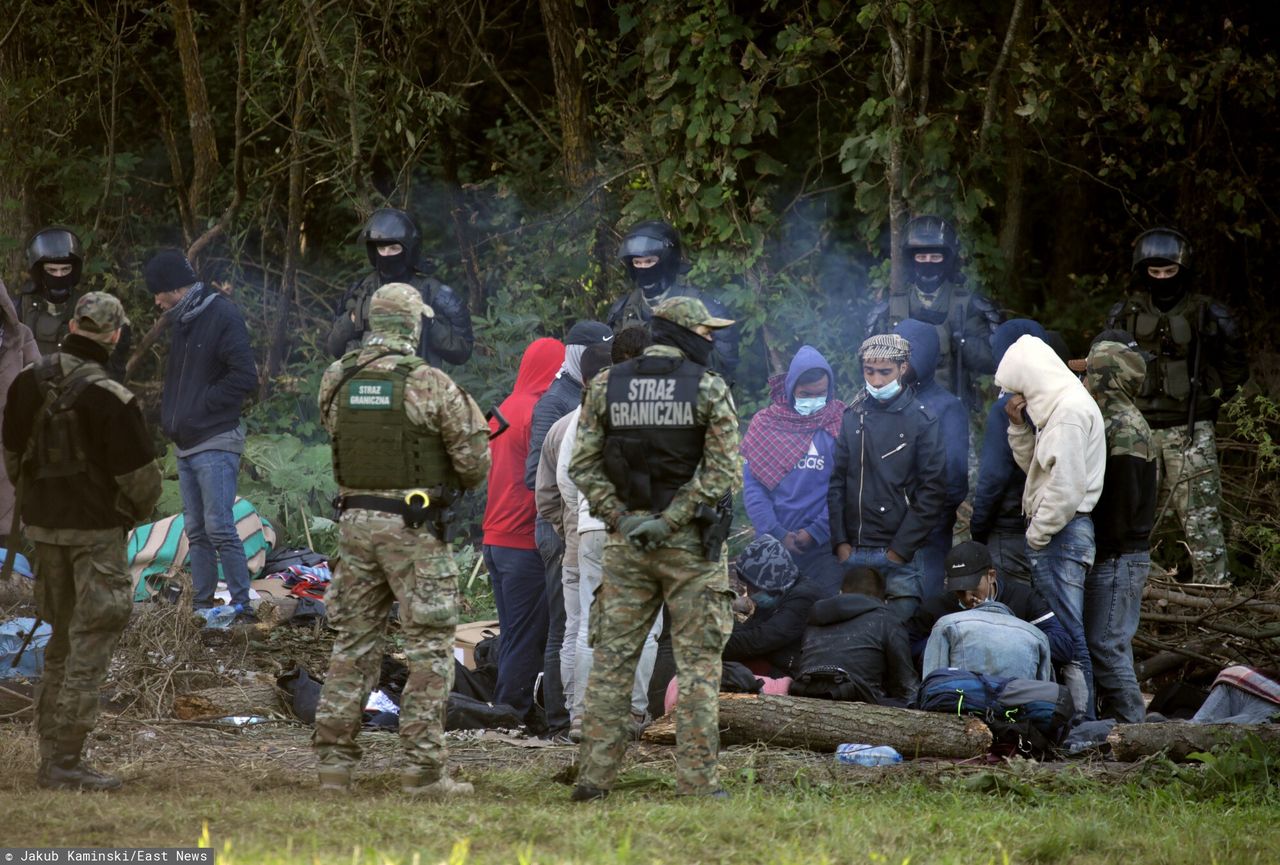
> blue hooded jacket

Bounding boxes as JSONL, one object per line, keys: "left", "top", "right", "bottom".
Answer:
{"left": 742, "top": 345, "right": 838, "bottom": 545}
{"left": 894, "top": 319, "right": 969, "bottom": 538}
{"left": 970, "top": 318, "right": 1049, "bottom": 540}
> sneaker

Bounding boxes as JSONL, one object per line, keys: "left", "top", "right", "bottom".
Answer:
{"left": 570, "top": 783, "right": 609, "bottom": 802}
{"left": 628, "top": 710, "right": 652, "bottom": 740}
{"left": 403, "top": 775, "right": 474, "bottom": 799}
{"left": 37, "top": 756, "right": 121, "bottom": 792}
{"left": 317, "top": 766, "right": 352, "bottom": 791}
{"left": 568, "top": 718, "right": 583, "bottom": 743}
{"left": 545, "top": 731, "right": 575, "bottom": 745}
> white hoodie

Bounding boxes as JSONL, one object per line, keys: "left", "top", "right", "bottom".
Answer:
{"left": 994, "top": 335, "right": 1106, "bottom": 550}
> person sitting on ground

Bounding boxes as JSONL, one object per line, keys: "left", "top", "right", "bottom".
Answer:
{"left": 921, "top": 599, "right": 1053, "bottom": 682}
{"left": 791, "top": 565, "right": 918, "bottom": 707}
{"left": 721, "top": 534, "right": 824, "bottom": 678}
{"left": 1190, "top": 666, "right": 1280, "bottom": 725}
{"left": 740, "top": 345, "right": 846, "bottom": 597}
{"left": 907, "top": 540, "right": 1072, "bottom": 670}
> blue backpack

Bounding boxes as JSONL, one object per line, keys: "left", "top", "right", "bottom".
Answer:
{"left": 915, "top": 668, "right": 1011, "bottom": 717}
{"left": 916, "top": 668, "right": 1074, "bottom": 748}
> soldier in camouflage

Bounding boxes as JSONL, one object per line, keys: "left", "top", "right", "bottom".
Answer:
{"left": 2, "top": 292, "right": 161, "bottom": 791}
{"left": 1082, "top": 334, "right": 1158, "bottom": 722}
{"left": 568, "top": 296, "right": 741, "bottom": 800}
{"left": 1106, "top": 228, "right": 1249, "bottom": 584}
{"left": 313, "top": 282, "right": 490, "bottom": 798}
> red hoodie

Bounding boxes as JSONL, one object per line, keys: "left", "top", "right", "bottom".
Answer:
{"left": 482, "top": 337, "right": 565, "bottom": 548}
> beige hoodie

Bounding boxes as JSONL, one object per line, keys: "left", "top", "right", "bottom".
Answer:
{"left": 994, "top": 334, "right": 1105, "bottom": 550}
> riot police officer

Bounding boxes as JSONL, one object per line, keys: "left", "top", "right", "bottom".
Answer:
{"left": 326, "top": 208, "right": 474, "bottom": 367}
{"left": 865, "top": 215, "right": 1001, "bottom": 410}
{"left": 606, "top": 220, "right": 740, "bottom": 381}
{"left": 1106, "top": 228, "right": 1248, "bottom": 584}
{"left": 14, "top": 227, "right": 130, "bottom": 380}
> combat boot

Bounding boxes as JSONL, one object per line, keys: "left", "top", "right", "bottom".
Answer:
{"left": 317, "top": 766, "right": 352, "bottom": 792}
{"left": 402, "top": 774, "right": 474, "bottom": 799}
{"left": 37, "top": 755, "right": 122, "bottom": 791}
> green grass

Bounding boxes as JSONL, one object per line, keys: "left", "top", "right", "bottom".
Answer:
{"left": 1, "top": 726, "right": 1277, "bottom": 865}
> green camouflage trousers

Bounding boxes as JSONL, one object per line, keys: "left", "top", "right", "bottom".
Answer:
{"left": 578, "top": 532, "right": 733, "bottom": 794}
{"left": 31, "top": 538, "right": 133, "bottom": 757}
{"left": 313, "top": 509, "right": 459, "bottom": 779}
{"left": 1153, "top": 420, "right": 1227, "bottom": 584}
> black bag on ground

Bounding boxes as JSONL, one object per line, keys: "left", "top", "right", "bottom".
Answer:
{"left": 453, "top": 659, "right": 495, "bottom": 703}
{"left": 278, "top": 666, "right": 324, "bottom": 724}
{"left": 446, "top": 693, "right": 523, "bottom": 731}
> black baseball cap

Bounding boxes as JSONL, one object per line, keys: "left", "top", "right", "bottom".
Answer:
{"left": 944, "top": 541, "right": 993, "bottom": 592}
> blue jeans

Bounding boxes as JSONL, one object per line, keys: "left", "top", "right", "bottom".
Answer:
{"left": 1085, "top": 551, "right": 1149, "bottom": 723}
{"left": 1028, "top": 514, "right": 1096, "bottom": 720}
{"left": 843, "top": 546, "right": 924, "bottom": 620}
{"left": 535, "top": 517, "right": 569, "bottom": 732}
{"left": 484, "top": 544, "right": 548, "bottom": 718}
{"left": 987, "top": 529, "right": 1032, "bottom": 585}
{"left": 178, "top": 450, "right": 251, "bottom": 609}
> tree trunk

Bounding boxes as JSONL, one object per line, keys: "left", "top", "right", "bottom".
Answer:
{"left": 1107, "top": 722, "right": 1280, "bottom": 763}
{"left": 169, "top": 0, "right": 220, "bottom": 221}
{"left": 642, "top": 693, "right": 993, "bottom": 760}
{"left": 997, "top": 115, "right": 1027, "bottom": 304}
{"left": 171, "top": 680, "right": 285, "bottom": 721}
{"left": 0, "top": 29, "right": 31, "bottom": 283}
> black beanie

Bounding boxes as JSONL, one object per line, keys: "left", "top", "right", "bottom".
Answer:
{"left": 144, "top": 248, "right": 198, "bottom": 295}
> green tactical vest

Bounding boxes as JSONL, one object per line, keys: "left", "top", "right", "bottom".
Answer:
{"left": 1123, "top": 295, "right": 1219, "bottom": 422}
{"left": 28, "top": 354, "right": 110, "bottom": 484}
{"left": 331, "top": 354, "right": 461, "bottom": 491}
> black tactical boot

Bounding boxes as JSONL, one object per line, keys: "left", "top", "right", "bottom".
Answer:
{"left": 37, "top": 755, "right": 122, "bottom": 791}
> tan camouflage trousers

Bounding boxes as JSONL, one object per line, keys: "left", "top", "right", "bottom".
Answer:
{"left": 1153, "top": 421, "right": 1227, "bottom": 584}
{"left": 313, "top": 509, "right": 458, "bottom": 779}
{"left": 578, "top": 536, "right": 733, "bottom": 794}
{"left": 31, "top": 538, "right": 133, "bottom": 757}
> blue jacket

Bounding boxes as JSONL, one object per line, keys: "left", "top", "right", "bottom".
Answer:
{"left": 970, "top": 319, "right": 1049, "bottom": 541}
{"left": 743, "top": 346, "right": 837, "bottom": 545}
{"left": 894, "top": 319, "right": 968, "bottom": 540}
{"left": 922, "top": 601, "right": 1054, "bottom": 682}
{"left": 160, "top": 287, "right": 258, "bottom": 449}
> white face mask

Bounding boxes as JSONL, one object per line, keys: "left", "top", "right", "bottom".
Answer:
{"left": 793, "top": 396, "right": 827, "bottom": 416}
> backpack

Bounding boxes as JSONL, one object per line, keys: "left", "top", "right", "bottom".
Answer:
{"left": 991, "top": 678, "right": 1074, "bottom": 742}
{"left": 915, "top": 668, "right": 1010, "bottom": 717}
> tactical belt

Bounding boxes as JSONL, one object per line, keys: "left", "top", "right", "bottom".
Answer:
{"left": 335, "top": 493, "right": 452, "bottom": 533}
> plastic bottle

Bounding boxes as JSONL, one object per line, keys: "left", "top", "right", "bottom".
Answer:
{"left": 835, "top": 743, "right": 903, "bottom": 766}
{"left": 196, "top": 605, "right": 238, "bottom": 630}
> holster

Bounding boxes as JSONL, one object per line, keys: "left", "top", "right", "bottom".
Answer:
{"left": 694, "top": 493, "right": 734, "bottom": 562}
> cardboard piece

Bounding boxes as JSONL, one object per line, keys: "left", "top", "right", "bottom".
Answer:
{"left": 454, "top": 619, "right": 500, "bottom": 669}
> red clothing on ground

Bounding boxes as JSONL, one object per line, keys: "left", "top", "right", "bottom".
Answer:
{"left": 482, "top": 337, "right": 565, "bottom": 548}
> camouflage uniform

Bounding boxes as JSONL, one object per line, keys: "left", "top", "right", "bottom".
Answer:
{"left": 569, "top": 297, "right": 741, "bottom": 796}
{"left": 312, "top": 283, "right": 490, "bottom": 791}
{"left": 1, "top": 293, "right": 161, "bottom": 790}
{"left": 1107, "top": 291, "right": 1248, "bottom": 583}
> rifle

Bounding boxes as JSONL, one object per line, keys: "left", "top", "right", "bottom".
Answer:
{"left": 1186, "top": 302, "right": 1206, "bottom": 441}
{"left": 9, "top": 616, "right": 43, "bottom": 669}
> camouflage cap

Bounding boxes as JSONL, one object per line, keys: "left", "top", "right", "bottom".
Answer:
{"left": 73, "top": 292, "right": 129, "bottom": 345}
{"left": 652, "top": 296, "right": 734, "bottom": 330}
{"left": 370, "top": 282, "right": 427, "bottom": 318}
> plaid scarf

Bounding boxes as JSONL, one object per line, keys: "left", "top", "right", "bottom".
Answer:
{"left": 741, "top": 373, "right": 846, "bottom": 490}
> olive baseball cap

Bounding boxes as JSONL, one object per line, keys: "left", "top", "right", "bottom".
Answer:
{"left": 73, "top": 292, "right": 129, "bottom": 345}
{"left": 652, "top": 296, "right": 734, "bottom": 331}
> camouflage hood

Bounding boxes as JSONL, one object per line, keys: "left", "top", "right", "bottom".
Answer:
{"left": 1086, "top": 339, "right": 1152, "bottom": 458}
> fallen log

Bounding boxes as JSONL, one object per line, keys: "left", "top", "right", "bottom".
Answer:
{"left": 171, "top": 678, "right": 285, "bottom": 721}
{"left": 642, "top": 692, "right": 992, "bottom": 760}
{"left": 1107, "top": 722, "right": 1280, "bottom": 762}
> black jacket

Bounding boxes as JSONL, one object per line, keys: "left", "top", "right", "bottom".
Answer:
{"left": 3, "top": 335, "right": 158, "bottom": 530}
{"left": 906, "top": 578, "right": 1074, "bottom": 667}
{"left": 798, "top": 593, "right": 918, "bottom": 703}
{"left": 523, "top": 373, "right": 581, "bottom": 490}
{"left": 722, "top": 579, "right": 824, "bottom": 675}
{"left": 1094, "top": 451, "right": 1158, "bottom": 557}
{"left": 328, "top": 271, "right": 474, "bottom": 367}
{"left": 827, "top": 388, "right": 947, "bottom": 560}
{"left": 607, "top": 283, "right": 740, "bottom": 382}
{"left": 160, "top": 288, "right": 258, "bottom": 449}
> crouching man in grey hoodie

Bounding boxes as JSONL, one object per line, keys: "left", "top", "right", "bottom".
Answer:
{"left": 995, "top": 335, "right": 1106, "bottom": 720}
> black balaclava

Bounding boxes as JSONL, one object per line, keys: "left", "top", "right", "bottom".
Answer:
{"left": 373, "top": 244, "right": 412, "bottom": 283}
{"left": 37, "top": 266, "right": 78, "bottom": 303}
{"left": 651, "top": 317, "right": 714, "bottom": 367}
{"left": 1143, "top": 260, "right": 1189, "bottom": 312}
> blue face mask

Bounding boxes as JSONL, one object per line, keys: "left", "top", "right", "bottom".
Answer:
{"left": 865, "top": 378, "right": 902, "bottom": 401}
{"left": 793, "top": 396, "right": 827, "bottom": 416}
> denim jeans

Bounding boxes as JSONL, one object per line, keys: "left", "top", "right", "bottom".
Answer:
{"left": 535, "top": 517, "right": 569, "bottom": 732}
{"left": 178, "top": 450, "right": 251, "bottom": 609}
{"left": 842, "top": 546, "right": 924, "bottom": 620}
{"left": 1028, "top": 514, "right": 1096, "bottom": 719}
{"left": 484, "top": 544, "right": 548, "bottom": 718}
{"left": 1085, "top": 551, "right": 1149, "bottom": 723}
{"left": 987, "top": 529, "right": 1032, "bottom": 585}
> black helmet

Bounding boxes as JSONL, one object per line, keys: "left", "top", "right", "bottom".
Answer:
{"left": 1131, "top": 227, "right": 1189, "bottom": 271}
{"left": 361, "top": 208, "right": 421, "bottom": 279}
{"left": 26, "top": 226, "right": 84, "bottom": 303}
{"left": 618, "top": 220, "right": 682, "bottom": 297}
{"left": 902, "top": 215, "right": 958, "bottom": 292}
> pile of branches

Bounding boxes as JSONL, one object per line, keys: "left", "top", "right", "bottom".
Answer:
{"left": 1135, "top": 575, "right": 1280, "bottom": 684}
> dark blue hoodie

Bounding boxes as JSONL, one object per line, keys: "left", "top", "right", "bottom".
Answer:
{"left": 894, "top": 319, "right": 969, "bottom": 537}
{"left": 742, "top": 345, "right": 838, "bottom": 546}
{"left": 970, "top": 318, "right": 1049, "bottom": 540}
